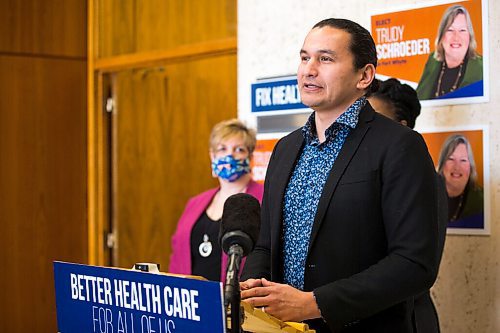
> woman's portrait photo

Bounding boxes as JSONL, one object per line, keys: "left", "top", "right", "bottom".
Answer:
{"left": 421, "top": 128, "right": 489, "bottom": 234}
{"left": 437, "top": 134, "right": 484, "bottom": 228}
{"left": 416, "top": 5, "right": 483, "bottom": 100}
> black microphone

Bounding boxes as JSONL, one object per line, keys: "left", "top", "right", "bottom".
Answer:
{"left": 218, "top": 193, "right": 261, "bottom": 332}
{"left": 219, "top": 193, "right": 261, "bottom": 255}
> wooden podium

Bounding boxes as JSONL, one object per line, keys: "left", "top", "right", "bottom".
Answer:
{"left": 237, "top": 301, "right": 316, "bottom": 333}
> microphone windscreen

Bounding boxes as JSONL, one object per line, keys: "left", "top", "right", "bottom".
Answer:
{"left": 219, "top": 193, "right": 261, "bottom": 251}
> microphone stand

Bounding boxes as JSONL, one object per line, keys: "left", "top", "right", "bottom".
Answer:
{"left": 224, "top": 244, "right": 244, "bottom": 333}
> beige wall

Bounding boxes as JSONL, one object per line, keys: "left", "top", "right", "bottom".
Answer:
{"left": 238, "top": 1, "right": 499, "bottom": 332}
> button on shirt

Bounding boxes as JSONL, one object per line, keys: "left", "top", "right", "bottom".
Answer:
{"left": 282, "top": 97, "right": 365, "bottom": 290}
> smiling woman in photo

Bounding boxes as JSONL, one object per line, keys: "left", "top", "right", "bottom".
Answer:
{"left": 437, "top": 134, "right": 484, "bottom": 228}
{"left": 416, "top": 5, "right": 483, "bottom": 100}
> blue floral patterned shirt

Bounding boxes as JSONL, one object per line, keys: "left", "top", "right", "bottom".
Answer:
{"left": 282, "top": 97, "right": 366, "bottom": 290}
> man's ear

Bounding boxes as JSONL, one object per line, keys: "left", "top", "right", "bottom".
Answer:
{"left": 356, "top": 64, "right": 376, "bottom": 90}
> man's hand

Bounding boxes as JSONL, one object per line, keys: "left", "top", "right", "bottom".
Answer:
{"left": 240, "top": 278, "right": 321, "bottom": 322}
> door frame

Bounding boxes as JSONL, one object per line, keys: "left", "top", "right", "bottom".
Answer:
{"left": 87, "top": 38, "right": 237, "bottom": 265}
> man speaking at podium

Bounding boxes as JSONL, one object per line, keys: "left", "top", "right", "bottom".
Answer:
{"left": 241, "top": 18, "right": 440, "bottom": 333}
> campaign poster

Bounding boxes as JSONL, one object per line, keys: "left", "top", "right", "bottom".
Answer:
{"left": 421, "top": 127, "right": 490, "bottom": 235}
{"left": 250, "top": 128, "right": 490, "bottom": 236}
{"left": 250, "top": 135, "right": 282, "bottom": 184}
{"left": 371, "top": 0, "right": 488, "bottom": 106}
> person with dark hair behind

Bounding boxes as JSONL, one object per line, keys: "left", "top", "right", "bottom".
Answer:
{"left": 241, "top": 18, "right": 439, "bottom": 332}
{"left": 369, "top": 78, "right": 448, "bottom": 333}
{"left": 368, "top": 78, "right": 421, "bottom": 129}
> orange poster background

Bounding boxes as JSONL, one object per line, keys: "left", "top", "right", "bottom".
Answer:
{"left": 371, "top": 0, "right": 483, "bottom": 83}
{"left": 251, "top": 138, "right": 279, "bottom": 183}
{"left": 252, "top": 131, "right": 484, "bottom": 187}
{"left": 422, "top": 129, "right": 484, "bottom": 186}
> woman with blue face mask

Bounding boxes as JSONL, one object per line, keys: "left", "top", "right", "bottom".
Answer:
{"left": 168, "top": 119, "right": 264, "bottom": 282}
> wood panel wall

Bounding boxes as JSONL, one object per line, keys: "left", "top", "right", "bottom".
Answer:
{"left": 96, "top": 0, "right": 236, "bottom": 57}
{"left": 0, "top": 0, "right": 86, "bottom": 57}
{"left": 0, "top": 1, "right": 88, "bottom": 332}
{"left": 89, "top": 0, "right": 238, "bottom": 268}
{"left": 0, "top": 1, "right": 237, "bottom": 331}
{"left": 112, "top": 55, "right": 237, "bottom": 270}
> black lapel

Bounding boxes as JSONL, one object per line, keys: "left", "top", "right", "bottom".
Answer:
{"left": 270, "top": 130, "right": 305, "bottom": 263}
{"left": 308, "top": 104, "right": 375, "bottom": 252}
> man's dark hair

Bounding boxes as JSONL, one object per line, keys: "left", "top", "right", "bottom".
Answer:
{"left": 313, "top": 18, "right": 379, "bottom": 93}
{"left": 371, "top": 78, "right": 421, "bottom": 129}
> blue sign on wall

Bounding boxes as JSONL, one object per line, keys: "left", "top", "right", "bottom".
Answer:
{"left": 53, "top": 261, "right": 225, "bottom": 333}
{"left": 251, "top": 78, "right": 307, "bottom": 112}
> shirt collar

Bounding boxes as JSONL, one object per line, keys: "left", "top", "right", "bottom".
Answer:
{"left": 302, "top": 96, "right": 366, "bottom": 145}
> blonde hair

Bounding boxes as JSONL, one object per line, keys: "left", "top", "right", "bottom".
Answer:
{"left": 209, "top": 119, "right": 257, "bottom": 154}
{"left": 434, "top": 5, "right": 478, "bottom": 62}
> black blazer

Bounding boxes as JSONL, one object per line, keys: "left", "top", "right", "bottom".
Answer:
{"left": 242, "top": 104, "right": 440, "bottom": 333}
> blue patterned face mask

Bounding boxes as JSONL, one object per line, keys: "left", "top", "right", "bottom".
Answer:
{"left": 211, "top": 155, "right": 250, "bottom": 182}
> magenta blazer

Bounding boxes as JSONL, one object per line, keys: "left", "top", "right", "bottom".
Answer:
{"left": 168, "top": 180, "right": 264, "bottom": 282}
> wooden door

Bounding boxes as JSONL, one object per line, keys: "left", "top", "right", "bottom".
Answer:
{"left": 110, "top": 54, "right": 236, "bottom": 270}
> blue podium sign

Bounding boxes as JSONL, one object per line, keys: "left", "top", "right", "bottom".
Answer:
{"left": 53, "top": 261, "right": 225, "bottom": 333}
